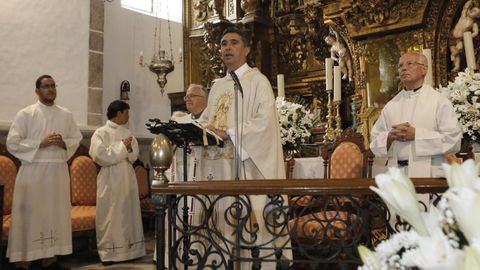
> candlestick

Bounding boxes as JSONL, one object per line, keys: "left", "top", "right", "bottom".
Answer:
{"left": 422, "top": 48, "right": 434, "bottom": 86}
{"left": 334, "top": 100, "right": 343, "bottom": 138}
{"left": 277, "top": 74, "right": 285, "bottom": 98}
{"left": 464, "top": 31, "right": 477, "bottom": 70}
{"left": 323, "top": 89, "right": 336, "bottom": 142}
{"left": 325, "top": 58, "right": 334, "bottom": 90}
{"left": 333, "top": 66, "right": 341, "bottom": 101}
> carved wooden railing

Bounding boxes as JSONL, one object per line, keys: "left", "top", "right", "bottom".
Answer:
{"left": 151, "top": 178, "right": 448, "bottom": 270}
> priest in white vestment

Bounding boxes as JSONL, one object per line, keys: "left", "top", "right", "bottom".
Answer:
{"left": 89, "top": 100, "right": 145, "bottom": 263}
{"left": 370, "top": 52, "right": 462, "bottom": 178}
{"left": 197, "top": 27, "right": 290, "bottom": 269}
{"left": 6, "top": 75, "right": 82, "bottom": 269}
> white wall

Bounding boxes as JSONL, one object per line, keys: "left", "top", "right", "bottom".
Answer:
{"left": 104, "top": 1, "right": 184, "bottom": 138}
{"left": 0, "top": 0, "right": 89, "bottom": 126}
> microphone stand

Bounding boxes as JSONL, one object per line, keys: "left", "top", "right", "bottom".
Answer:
{"left": 230, "top": 71, "right": 243, "bottom": 181}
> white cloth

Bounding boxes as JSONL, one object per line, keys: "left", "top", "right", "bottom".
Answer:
{"left": 89, "top": 120, "right": 145, "bottom": 262}
{"left": 198, "top": 64, "right": 290, "bottom": 269}
{"left": 6, "top": 101, "right": 82, "bottom": 262}
{"left": 370, "top": 84, "right": 462, "bottom": 177}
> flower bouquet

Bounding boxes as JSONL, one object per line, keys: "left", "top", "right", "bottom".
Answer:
{"left": 275, "top": 96, "right": 318, "bottom": 155}
{"left": 358, "top": 160, "right": 480, "bottom": 270}
{"left": 439, "top": 68, "right": 480, "bottom": 143}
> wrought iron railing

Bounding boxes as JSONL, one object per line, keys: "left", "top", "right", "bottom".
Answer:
{"left": 151, "top": 178, "right": 448, "bottom": 270}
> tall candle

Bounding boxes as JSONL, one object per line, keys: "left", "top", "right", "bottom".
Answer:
{"left": 333, "top": 66, "right": 341, "bottom": 101}
{"left": 325, "top": 58, "right": 334, "bottom": 90}
{"left": 277, "top": 74, "right": 285, "bottom": 98}
{"left": 422, "top": 48, "right": 434, "bottom": 86}
{"left": 464, "top": 31, "right": 477, "bottom": 70}
{"left": 366, "top": 82, "right": 371, "bottom": 107}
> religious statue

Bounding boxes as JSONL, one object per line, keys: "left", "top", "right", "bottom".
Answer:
{"left": 449, "top": 0, "right": 480, "bottom": 73}
{"left": 324, "top": 30, "right": 353, "bottom": 82}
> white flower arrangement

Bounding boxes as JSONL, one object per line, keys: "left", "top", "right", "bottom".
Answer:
{"left": 275, "top": 96, "right": 318, "bottom": 153}
{"left": 439, "top": 68, "right": 480, "bottom": 143}
{"left": 358, "top": 160, "right": 480, "bottom": 270}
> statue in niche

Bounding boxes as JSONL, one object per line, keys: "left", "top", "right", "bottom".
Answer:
{"left": 324, "top": 30, "right": 353, "bottom": 82}
{"left": 449, "top": 0, "right": 480, "bottom": 73}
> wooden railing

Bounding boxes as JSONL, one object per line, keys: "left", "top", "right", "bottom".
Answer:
{"left": 151, "top": 178, "right": 448, "bottom": 270}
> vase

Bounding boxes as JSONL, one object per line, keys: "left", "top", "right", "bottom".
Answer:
{"left": 456, "top": 139, "right": 475, "bottom": 162}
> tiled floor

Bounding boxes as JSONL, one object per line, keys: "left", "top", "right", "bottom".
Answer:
{"left": 3, "top": 232, "right": 157, "bottom": 270}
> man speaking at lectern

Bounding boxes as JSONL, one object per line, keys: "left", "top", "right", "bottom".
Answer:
{"left": 199, "top": 26, "right": 289, "bottom": 269}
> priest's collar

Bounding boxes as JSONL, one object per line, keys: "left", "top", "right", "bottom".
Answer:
{"left": 231, "top": 63, "right": 249, "bottom": 79}
{"left": 191, "top": 111, "right": 204, "bottom": 120}
{"left": 107, "top": 120, "right": 120, "bottom": 128}
{"left": 404, "top": 85, "right": 422, "bottom": 92}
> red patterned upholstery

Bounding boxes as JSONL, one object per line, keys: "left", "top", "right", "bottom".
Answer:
{"left": 0, "top": 156, "right": 17, "bottom": 215}
{"left": 288, "top": 211, "right": 360, "bottom": 239}
{"left": 71, "top": 206, "right": 96, "bottom": 232}
{"left": 69, "top": 155, "right": 97, "bottom": 233}
{"left": 3, "top": 215, "right": 11, "bottom": 240}
{"left": 330, "top": 142, "right": 363, "bottom": 179}
{"left": 135, "top": 165, "right": 149, "bottom": 199}
{"left": 70, "top": 156, "right": 97, "bottom": 206}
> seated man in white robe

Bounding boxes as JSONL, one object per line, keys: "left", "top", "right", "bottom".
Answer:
{"left": 89, "top": 100, "right": 146, "bottom": 264}
{"left": 6, "top": 74, "right": 82, "bottom": 270}
{"left": 370, "top": 51, "right": 462, "bottom": 177}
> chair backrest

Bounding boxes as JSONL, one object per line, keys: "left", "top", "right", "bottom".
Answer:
{"left": 0, "top": 143, "right": 20, "bottom": 215}
{"left": 321, "top": 128, "right": 374, "bottom": 179}
{"left": 70, "top": 155, "right": 97, "bottom": 206}
{"left": 134, "top": 160, "right": 150, "bottom": 199}
{"left": 0, "top": 156, "right": 17, "bottom": 215}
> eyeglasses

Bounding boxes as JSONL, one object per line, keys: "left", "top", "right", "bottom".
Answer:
{"left": 183, "top": 94, "right": 205, "bottom": 101}
{"left": 397, "top": 61, "right": 425, "bottom": 70}
{"left": 39, "top": 84, "right": 58, "bottom": 90}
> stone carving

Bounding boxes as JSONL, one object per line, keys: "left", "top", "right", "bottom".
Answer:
{"left": 201, "top": 22, "right": 225, "bottom": 86}
{"left": 449, "top": 0, "right": 480, "bottom": 73}
{"left": 212, "top": 0, "right": 225, "bottom": 19}
{"left": 303, "top": 5, "right": 330, "bottom": 62}
{"left": 279, "top": 35, "right": 308, "bottom": 73}
{"left": 324, "top": 29, "right": 353, "bottom": 82}
{"left": 194, "top": 0, "right": 211, "bottom": 22}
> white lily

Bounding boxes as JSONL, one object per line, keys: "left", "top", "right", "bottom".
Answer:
{"left": 370, "top": 167, "right": 429, "bottom": 236}
{"left": 358, "top": 245, "right": 380, "bottom": 270}
{"left": 442, "top": 159, "right": 480, "bottom": 189}
{"left": 445, "top": 188, "right": 480, "bottom": 243}
{"left": 401, "top": 228, "right": 464, "bottom": 270}
{"left": 464, "top": 246, "right": 480, "bottom": 270}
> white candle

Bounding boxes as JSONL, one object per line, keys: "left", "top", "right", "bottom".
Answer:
{"left": 140, "top": 50, "right": 144, "bottom": 58}
{"left": 333, "top": 66, "right": 341, "bottom": 101}
{"left": 366, "top": 82, "right": 371, "bottom": 107}
{"left": 422, "top": 48, "right": 434, "bottom": 86}
{"left": 464, "top": 31, "right": 477, "bottom": 70}
{"left": 277, "top": 74, "right": 285, "bottom": 98}
{"left": 325, "top": 58, "right": 334, "bottom": 90}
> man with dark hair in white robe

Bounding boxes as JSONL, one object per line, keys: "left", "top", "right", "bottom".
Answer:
{"left": 7, "top": 75, "right": 82, "bottom": 270}
{"left": 89, "top": 100, "right": 145, "bottom": 264}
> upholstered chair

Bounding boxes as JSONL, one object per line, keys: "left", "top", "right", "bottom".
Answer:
{"left": 0, "top": 155, "right": 17, "bottom": 240}
{"left": 134, "top": 160, "right": 155, "bottom": 230}
{"left": 70, "top": 155, "right": 97, "bottom": 233}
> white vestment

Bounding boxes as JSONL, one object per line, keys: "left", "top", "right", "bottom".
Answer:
{"left": 196, "top": 64, "right": 290, "bottom": 269}
{"left": 370, "top": 84, "right": 462, "bottom": 177}
{"left": 89, "top": 120, "right": 146, "bottom": 262}
{"left": 6, "top": 101, "right": 82, "bottom": 262}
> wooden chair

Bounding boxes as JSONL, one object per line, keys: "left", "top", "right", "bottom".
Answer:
{"left": 134, "top": 159, "right": 155, "bottom": 231}
{"left": 288, "top": 129, "right": 376, "bottom": 267}
{"left": 0, "top": 143, "right": 20, "bottom": 242}
{"left": 69, "top": 152, "right": 97, "bottom": 246}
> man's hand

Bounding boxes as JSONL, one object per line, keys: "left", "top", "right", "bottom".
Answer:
{"left": 122, "top": 136, "right": 133, "bottom": 151}
{"left": 392, "top": 122, "right": 415, "bottom": 141}
{"left": 40, "top": 133, "right": 66, "bottom": 149}
{"left": 206, "top": 125, "right": 229, "bottom": 140}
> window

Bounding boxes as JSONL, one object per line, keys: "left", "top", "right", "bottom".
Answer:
{"left": 121, "top": 0, "right": 182, "bottom": 23}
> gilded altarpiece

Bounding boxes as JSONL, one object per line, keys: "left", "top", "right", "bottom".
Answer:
{"left": 181, "top": 0, "right": 480, "bottom": 146}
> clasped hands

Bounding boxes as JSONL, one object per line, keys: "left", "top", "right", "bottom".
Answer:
{"left": 122, "top": 136, "right": 133, "bottom": 152}
{"left": 388, "top": 122, "right": 415, "bottom": 142}
{"left": 40, "top": 132, "right": 66, "bottom": 149}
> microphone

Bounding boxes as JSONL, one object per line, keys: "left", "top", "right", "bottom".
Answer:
{"left": 229, "top": 71, "right": 243, "bottom": 97}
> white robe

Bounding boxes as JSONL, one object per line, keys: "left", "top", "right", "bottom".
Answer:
{"left": 89, "top": 120, "right": 146, "bottom": 262}
{"left": 197, "top": 65, "right": 290, "bottom": 269}
{"left": 6, "top": 101, "right": 82, "bottom": 262}
{"left": 370, "top": 84, "right": 462, "bottom": 177}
